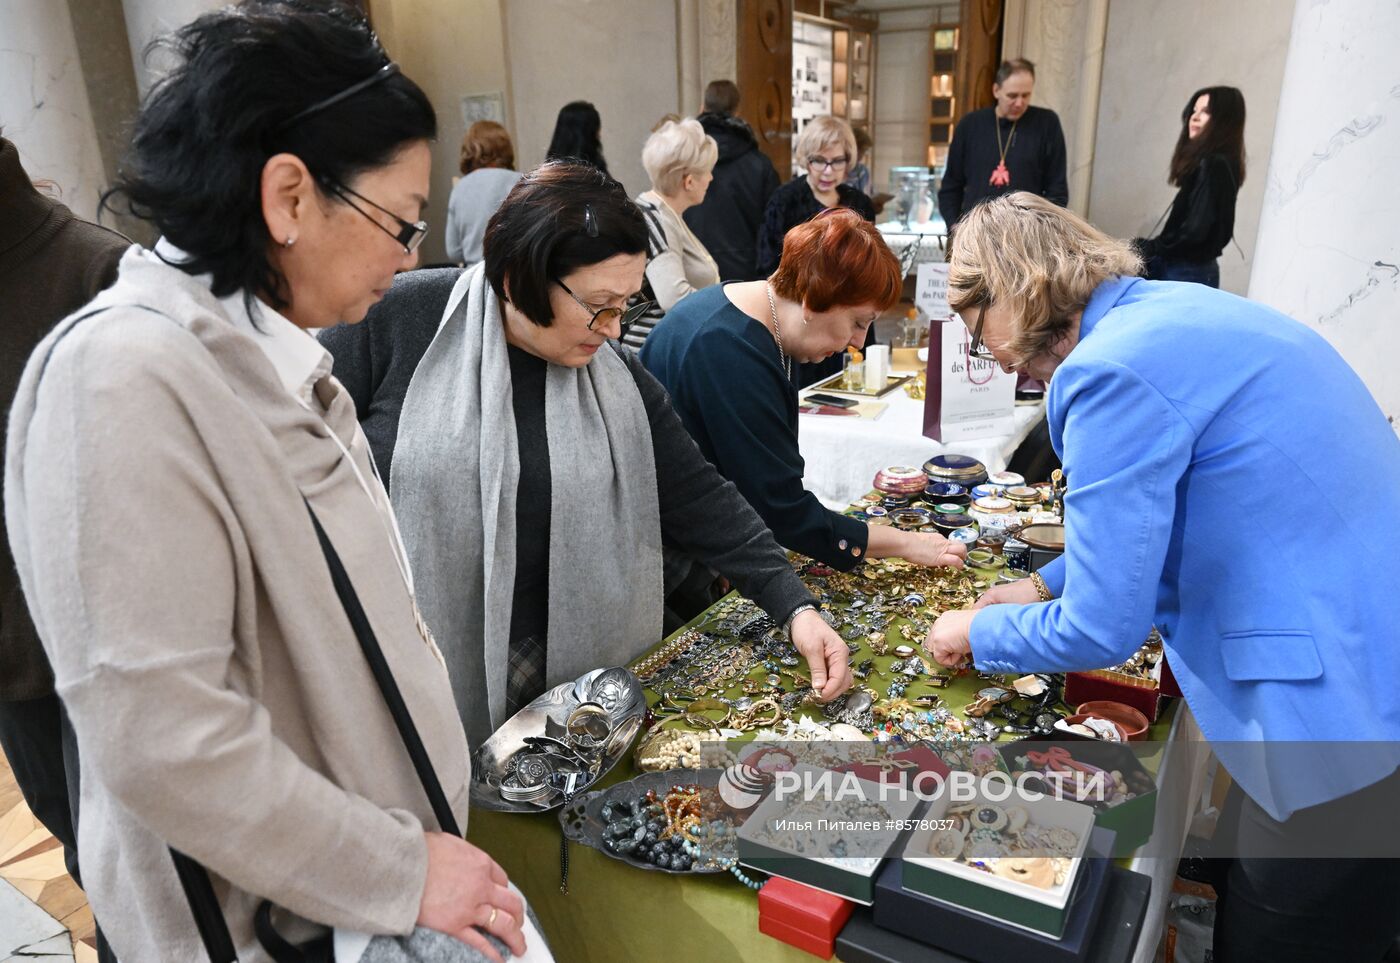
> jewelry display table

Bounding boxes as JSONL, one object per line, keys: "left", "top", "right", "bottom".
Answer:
{"left": 469, "top": 574, "right": 1203, "bottom": 962}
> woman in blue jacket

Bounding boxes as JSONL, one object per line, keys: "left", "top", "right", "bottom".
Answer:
{"left": 925, "top": 192, "right": 1400, "bottom": 962}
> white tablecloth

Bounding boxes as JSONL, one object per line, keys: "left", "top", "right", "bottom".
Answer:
{"left": 798, "top": 392, "right": 1045, "bottom": 509}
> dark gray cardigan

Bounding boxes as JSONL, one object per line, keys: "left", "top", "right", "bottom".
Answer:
{"left": 319, "top": 268, "right": 814, "bottom": 631}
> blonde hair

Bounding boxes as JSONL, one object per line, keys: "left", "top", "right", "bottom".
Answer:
{"left": 642, "top": 118, "right": 718, "bottom": 196}
{"left": 795, "top": 116, "right": 857, "bottom": 170}
{"left": 948, "top": 193, "right": 1143, "bottom": 368}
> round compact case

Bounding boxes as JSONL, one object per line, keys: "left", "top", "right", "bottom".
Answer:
{"left": 873, "top": 465, "right": 931, "bottom": 496}
{"left": 922, "top": 453, "right": 988, "bottom": 489}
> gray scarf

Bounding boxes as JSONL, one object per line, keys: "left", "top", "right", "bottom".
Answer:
{"left": 391, "top": 264, "right": 662, "bottom": 747}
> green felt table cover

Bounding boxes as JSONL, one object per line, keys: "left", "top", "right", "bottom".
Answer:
{"left": 467, "top": 566, "right": 1177, "bottom": 962}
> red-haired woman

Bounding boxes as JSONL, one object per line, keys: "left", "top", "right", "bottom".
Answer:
{"left": 446, "top": 120, "right": 522, "bottom": 266}
{"left": 641, "top": 209, "right": 967, "bottom": 573}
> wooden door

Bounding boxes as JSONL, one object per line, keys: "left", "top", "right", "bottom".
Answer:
{"left": 736, "top": 0, "right": 793, "bottom": 176}
{"left": 957, "top": 0, "right": 1003, "bottom": 116}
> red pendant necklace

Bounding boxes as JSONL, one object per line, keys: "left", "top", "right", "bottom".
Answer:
{"left": 991, "top": 115, "right": 1019, "bottom": 188}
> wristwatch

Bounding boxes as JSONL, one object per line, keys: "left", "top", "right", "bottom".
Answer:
{"left": 782, "top": 604, "right": 818, "bottom": 637}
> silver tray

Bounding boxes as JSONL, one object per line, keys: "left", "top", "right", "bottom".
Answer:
{"left": 470, "top": 666, "right": 646, "bottom": 813}
{"left": 558, "top": 768, "right": 732, "bottom": 875}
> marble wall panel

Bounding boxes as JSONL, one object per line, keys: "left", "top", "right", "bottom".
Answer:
{"left": 504, "top": 0, "right": 681, "bottom": 198}
{"left": 1248, "top": 0, "right": 1400, "bottom": 432}
{"left": 1087, "top": 0, "right": 1292, "bottom": 294}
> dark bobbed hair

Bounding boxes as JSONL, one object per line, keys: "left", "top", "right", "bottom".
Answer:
{"left": 545, "top": 101, "right": 607, "bottom": 174}
{"left": 995, "top": 58, "right": 1036, "bottom": 86}
{"left": 483, "top": 160, "right": 648, "bottom": 327}
{"left": 771, "top": 208, "right": 902, "bottom": 314}
{"left": 703, "top": 80, "right": 741, "bottom": 114}
{"left": 103, "top": 0, "right": 436, "bottom": 309}
{"left": 1169, "top": 86, "right": 1246, "bottom": 187}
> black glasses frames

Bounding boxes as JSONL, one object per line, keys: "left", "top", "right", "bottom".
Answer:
{"left": 966, "top": 301, "right": 997, "bottom": 362}
{"left": 323, "top": 180, "right": 428, "bottom": 254}
{"left": 556, "top": 278, "right": 654, "bottom": 339}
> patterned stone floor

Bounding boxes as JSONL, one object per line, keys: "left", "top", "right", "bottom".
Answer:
{"left": 0, "top": 750, "right": 95, "bottom": 962}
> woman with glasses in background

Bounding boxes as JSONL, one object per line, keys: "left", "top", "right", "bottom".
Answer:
{"left": 324, "top": 161, "right": 853, "bottom": 751}
{"left": 756, "top": 115, "right": 877, "bottom": 384}
{"left": 5, "top": 2, "right": 534, "bottom": 959}
{"left": 756, "top": 115, "right": 875, "bottom": 277}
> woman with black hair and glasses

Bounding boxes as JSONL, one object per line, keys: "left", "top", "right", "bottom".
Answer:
{"left": 322, "top": 160, "right": 853, "bottom": 754}
{"left": 5, "top": 2, "right": 534, "bottom": 960}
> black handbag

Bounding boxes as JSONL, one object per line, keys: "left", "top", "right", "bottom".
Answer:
{"left": 171, "top": 501, "right": 462, "bottom": 962}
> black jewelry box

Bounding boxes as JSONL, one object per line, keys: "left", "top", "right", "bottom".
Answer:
{"left": 872, "top": 825, "right": 1112, "bottom": 962}
{"left": 836, "top": 858, "right": 1150, "bottom": 963}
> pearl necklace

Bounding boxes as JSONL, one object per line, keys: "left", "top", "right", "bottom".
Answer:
{"left": 765, "top": 283, "right": 792, "bottom": 382}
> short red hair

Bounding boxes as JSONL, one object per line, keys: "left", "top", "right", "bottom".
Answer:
{"left": 770, "top": 209, "right": 902, "bottom": 312}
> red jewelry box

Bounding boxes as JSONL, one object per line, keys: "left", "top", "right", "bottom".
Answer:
{"left": 759, "top": 878, "right": 854, "bottom": 959}
{"left": 760, "top": 914, "right": 839, "bottom": 959}
{"left": 1064, "top": 669, "right": 1162, "bottom": 722}
{"left": 831, "top": 743, "right": 951, "bottom": 788}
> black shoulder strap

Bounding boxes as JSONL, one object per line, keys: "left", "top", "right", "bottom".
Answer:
{"left": 174, "top": 499, "right": 459, "bottom": 960}
{"left": 302, "top": 502, "right": 461, "bottom": 836}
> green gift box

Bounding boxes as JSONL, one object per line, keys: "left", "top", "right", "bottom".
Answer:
{"left": 998, "top": 735, "right": 1158, "bottom": 855}
{"left": 737, "top": 764, "right": 921, "bottom": 905}
{"left": 900, "top": 783, "right": 1096, "bottom": 939}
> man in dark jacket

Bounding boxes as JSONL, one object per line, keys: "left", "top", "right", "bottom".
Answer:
{"left": 683, "top": 80, "right": 780, "bottom": 282}
{"left": 938, "top": 59, "right": 1069, "bottom": 228}
{"left": 0, "top": 134, "right": 129, "bottom": 959}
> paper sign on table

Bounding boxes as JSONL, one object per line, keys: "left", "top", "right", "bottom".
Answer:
{"left": 915, "top": 262, "right": 951, "bottom": 320}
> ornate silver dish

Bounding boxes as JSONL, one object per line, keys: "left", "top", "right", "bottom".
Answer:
{"left": 470, "top": 666, "right": 646, "bottom": 813}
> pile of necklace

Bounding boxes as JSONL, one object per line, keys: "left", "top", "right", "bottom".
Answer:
{"left": 601, "top": 784, "right": 761, "bottom": 888}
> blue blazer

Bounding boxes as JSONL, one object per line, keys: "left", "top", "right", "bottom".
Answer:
{"left": 970, "top": 276, "right": 1400, "bottom": 819}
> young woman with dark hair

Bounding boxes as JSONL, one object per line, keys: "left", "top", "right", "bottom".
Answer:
{"left": 323, "top": 160, "right": 852, "bottom": 752}
{"left": 641, "top": 209, "right": 968, "bottom": 574}
{"left": 545, "top": 100, "right": 608, "bottom": 173}
{"left": 6, "top": 2, "right": 535, "bottom": 959}
{"left": 1135, "top": 86, "right": 1247, "bottom": 288}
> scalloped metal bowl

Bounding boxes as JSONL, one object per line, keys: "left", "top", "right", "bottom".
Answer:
{"left": 470, "top": 666, "right": 646, "bottom": 813}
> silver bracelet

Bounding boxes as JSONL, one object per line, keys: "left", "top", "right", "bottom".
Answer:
{"left": 783, "top": 604, "right": 817, "bottom": 637}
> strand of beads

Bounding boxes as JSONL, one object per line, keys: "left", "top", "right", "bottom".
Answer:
{"left": 683, "top": 821, "right": 764, "bottom": 891}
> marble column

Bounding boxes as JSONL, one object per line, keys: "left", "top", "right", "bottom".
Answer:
{"left": 1247, "top": 0, "right": 1400, "bottom": 433}
{"left": 120, "top": 0, "right": 225, "bottom": 96}
{"left": 0, "top": 0, "right": 108, "bottom": 222}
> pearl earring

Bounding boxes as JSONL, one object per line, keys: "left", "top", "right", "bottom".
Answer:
{"left": 284, "top": 236, "right": 296, "bottom": 248}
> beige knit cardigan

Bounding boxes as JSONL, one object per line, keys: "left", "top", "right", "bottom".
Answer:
{"left": 5, "top": 249, "right": 472, "bottom": 960}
